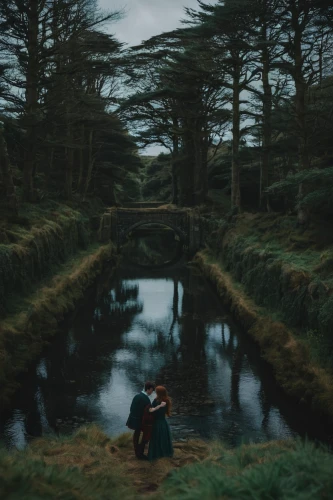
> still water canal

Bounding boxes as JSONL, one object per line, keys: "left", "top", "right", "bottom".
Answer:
{"left": 0, "top": 263, "right": 331, "bottom": 449}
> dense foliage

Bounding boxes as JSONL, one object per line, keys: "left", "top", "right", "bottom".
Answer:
{"left": 0, "top": 0, "right": 141, "bottom": 212}
{"left": 119, "top": 0, "right": 333, "bottom": 220}
{"left": 1, "top": 1, "right": 333, "bottom": 217}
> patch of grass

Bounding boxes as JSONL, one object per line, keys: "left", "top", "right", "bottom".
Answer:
{"left": 4, "top": 426, "right": 330, "bottom": 500}
{"left": 3, "top": 426, "right": 217, "bottom": 498}
{"left": 304, "top": 329, "right": 333, "bottom": 369}
{"left": 0, "top": 428, "right": 135, "bottom": 499}
{"left": 161, "top": 440, "right": 333, "bottom": 500}
{"left": 112, "top": 432, "right": 133, "bottom": 449}
{"left": 234, "top": 439, "right": 295, "bottom": 470}
{"left": 229, "top": 212, "right": 333, "bottom": 277}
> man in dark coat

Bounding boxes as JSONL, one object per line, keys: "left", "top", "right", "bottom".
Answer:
{"left": 126, "top": 381, "right": 155, "bottom": 459}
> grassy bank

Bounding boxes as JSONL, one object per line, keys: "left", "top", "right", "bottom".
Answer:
{"left": 0, "top": 199, "right": 103, "bottom": 316}
{"left": 1, "top": 426, "right": 333, "bottom": 499}
{"left": 195, "top": 209, "right": 333, "bottom": 415}
{"left": 0, "top": 243, "right": 117, "bottom": 405}
{"left": 204, "top": 213, "right": 333, "bottom": 365}
{"left": 195, "top": 248, "right": 333, "bottom": 417}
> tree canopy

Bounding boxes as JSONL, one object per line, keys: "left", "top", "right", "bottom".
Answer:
{"left": 1, "top": 0, "right": 333, "bottom": 220}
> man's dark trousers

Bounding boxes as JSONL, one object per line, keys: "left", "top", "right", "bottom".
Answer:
{"left": 132, "top": 428, "right": 148, "bottom": 457}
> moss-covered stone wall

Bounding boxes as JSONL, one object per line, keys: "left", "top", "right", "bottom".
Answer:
{"left": 0, "top": 209, "right": 94, "bottom": 317}
{"left": 0, "top": 243, "right": 118, "bottom": 405}
{"left": 203, "top": 214, "right": 333, "bottom": 363}
{"left": 221, "top": 234, "right": 332, "bottom": 337}
{"left": 195, "top": 250, "right": 333, "bottom": 418}
{"left": 195, "top": 211, "right": 333, "bottom": 415}
{"left": 0, "top": 200, "right": 117, "bottom": 403}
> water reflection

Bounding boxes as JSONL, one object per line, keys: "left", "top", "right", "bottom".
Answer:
{"left": 121, "top": 225, "right": 182, "bottom": 267}
{"left": 1, "top": 265, "right": 332, "bottom": 449}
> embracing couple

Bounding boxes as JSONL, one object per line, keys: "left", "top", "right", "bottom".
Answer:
{"left": 126, "top": 381, "right": 173, "bottom": 462}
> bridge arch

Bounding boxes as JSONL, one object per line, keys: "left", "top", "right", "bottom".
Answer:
{"left": 119, "top": 219, "right": 187, "bottom": 247}
{"left": 99, "top": 207, "right": 202, "bottom": 256}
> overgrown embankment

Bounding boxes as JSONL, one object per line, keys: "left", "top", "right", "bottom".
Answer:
{"left": 0, "top": 200, "right": 103, "bottom": 317}
{"left": 1, "top": 426, "right": 333, "bottom": 499}
{"left": 0, "top": 243, "right": 117, "bottom": 405}
{"left": 0, "top": 200, "right": 117, "bottom": 404}
{"left": 197, "top": 211, "right": 333, "bottom": 416}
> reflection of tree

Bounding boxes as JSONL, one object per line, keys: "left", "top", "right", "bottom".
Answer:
{"left": 32, "top": 279, "right": 144, "bottom": 428}
{"left": 230, "top": 345, "right": 244, "bottom": 411}
{"left": 259, "top": 382, "right": 271, "bottom": 430}
{"left": 157, "top": 270, "right": 210, "bottom": 414}
{"left": 180, "top": 272, "right": 207, "bottom": 362}
{"left": 168, "top": 278, "right": 179, "bottom": 340}
{"left": 122, "top": 226, "right": 181, "bottom": 266}
{"left": 92, "top": 282, "right": 142, "bottom": 335}
{"left": 226, "top": 328, "right": 237, "bottom": 357}
{"left": 0, "top": 369, "right": 44, "bottom": 443}
{"left": 222, "top": 323, "right": 226, "bottom": 349}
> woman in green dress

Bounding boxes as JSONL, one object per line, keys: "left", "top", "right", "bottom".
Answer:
{"left": 148, "top": 385, "right": 173, "bottom": 462}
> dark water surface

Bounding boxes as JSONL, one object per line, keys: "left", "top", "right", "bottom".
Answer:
{"left": 1, "top": 264, "right": 332, "bottom": 449}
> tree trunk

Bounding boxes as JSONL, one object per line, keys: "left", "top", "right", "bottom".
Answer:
{"left": 172, "top": 128, "right": 179, "bottom": 205}
{"left": 171, "top": 157, "right": 179, "bottom": 205}
{"left": 0, "top": 127, "right": 18, "bottom": 215}
{"left": 77, "top": 123, "right": 85, "bottom": 193}
{"left": 231, "top": 59, "right": 241, "bottom": 209}
{"left": 261, "top": 16, "right": 272, "bottom": 212}
{"left": 231, "top": 345, "right": 244, "bottom": 410}
{"left": 108, "top": 179, "right": 117, "bottom": 206}
{"left": 294, "top": 36, "right": 309, "bottom": 170}
{"left": 193, "top": 129, "right": 204, "bottom": 205}
{"left": 46, "top": 124, "right": 57, "bottom": 190}
{"left": 179, "top": 125, "right": 195, "bottom": 206}
{"left": 292, "top": 4, "right": 310, "bottom": 224}
{"left": 65, "top": 150, "right": 73, "bottom": 200}
{"left": 196, "top": 137, "right": 209, "bottom": 205}
{"left": 83, "top": 129, "right": 94, "bottom": 199}
{"left": 297, "top": 183, "right": 310, "bottom": 225}
{"left": 65, "top": 115, "right": 73, "bottom": 200}
{"left": 23, "top": 0, "right": 39, "bottom": 202}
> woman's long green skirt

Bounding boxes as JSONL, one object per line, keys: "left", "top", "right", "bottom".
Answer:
{"left": 148, "top": 418, "right": 173, "bottom": 461}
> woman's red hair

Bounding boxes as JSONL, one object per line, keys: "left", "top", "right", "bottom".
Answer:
{"left": 155, "top": 385, "right": 172, "bottom": 416}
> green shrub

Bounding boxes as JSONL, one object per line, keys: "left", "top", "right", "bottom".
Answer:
{"left": 162, "top": 441, "right": 333, "bottom": 500}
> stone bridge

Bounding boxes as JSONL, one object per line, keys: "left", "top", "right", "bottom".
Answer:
{"left": 99, "top": 206, "right": 202, "bottom": 255}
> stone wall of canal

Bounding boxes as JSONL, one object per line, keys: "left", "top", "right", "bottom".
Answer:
{"left": 195, "top": 244, "right": 333, "bottom": 419}
{"left": 0, "top": 205, "right": 119, "bottom": 406}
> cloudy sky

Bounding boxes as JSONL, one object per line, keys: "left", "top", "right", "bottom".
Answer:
{"left": 99, "top": 0, "right": 199, "bottom": 47}
{"left": 98, "top": 0, "right": 200, "bottom": 155}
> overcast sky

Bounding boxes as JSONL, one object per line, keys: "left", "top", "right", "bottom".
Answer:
{"left": 99, "top": 0, "right": 199, "bottom": 47}
{"left": 98, "top": 0, "right": 200, "bottom": 155}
